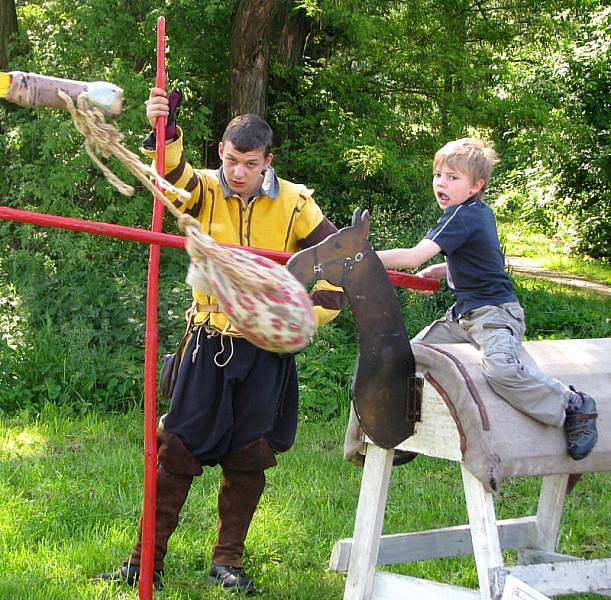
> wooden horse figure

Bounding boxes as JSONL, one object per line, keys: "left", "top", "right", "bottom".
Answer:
{"left": 287, "top": 208, "right": 421, "bottom": 449}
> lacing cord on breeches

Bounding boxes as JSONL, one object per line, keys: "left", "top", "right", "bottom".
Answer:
{"left": 191, "top": 326, "right": 235, "bottom": 368}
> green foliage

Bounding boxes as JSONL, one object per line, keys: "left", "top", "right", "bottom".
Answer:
{"left": 547, "top": 8, "right": 610, "bottom": 258}
{"left": 0, "top": 0, "right": 609, "bottom": 415}
{"left": 0, "top": 222, "right": 190, "bottom": 413}
{"left": 269, "top": 60, "right": 434, "bottom": 225}
{"left": 491, "top": 6, "right": 610, "bottom": 259}
{"left": 296, "top": 311, "right": 356, "bottom": 419}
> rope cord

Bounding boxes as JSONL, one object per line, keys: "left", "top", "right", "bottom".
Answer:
{"left": 58, "top": 90, "right": 189, "bottom": 214}
{"left": 60, "top": 91, "right": 275, "bottom": 295}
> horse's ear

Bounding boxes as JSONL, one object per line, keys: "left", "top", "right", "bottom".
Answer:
{"left": 362, "top": 209, "right": 370, "bottom": 235}
{"left": 352, "top": 207, "right": 370, "bottom": 235}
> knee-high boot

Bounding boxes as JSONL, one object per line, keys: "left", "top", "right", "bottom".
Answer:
{"left": 211, "top": 469, "right": 266, "bottom": 568}
{"left": 211, "top": 438, "right": 277, "bottom": 568}
{"left": 95, "top": 430, "right": 202, "bottom": 587}
{"left": 127, "top": 429, "right": 203, "bottom": 572}
{"left": 128, "top": 464, "right": 194, "bottom": 571}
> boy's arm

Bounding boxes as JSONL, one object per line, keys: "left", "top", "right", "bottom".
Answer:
{"left": 377, "top": 239, "right": 441, "bottom": 270}
{"left": 416, "top": 262, "right": 447, "bottom": 280}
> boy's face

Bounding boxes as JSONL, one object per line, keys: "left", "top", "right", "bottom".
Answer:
{"left": 219, "top": 140, "right": 273, "bottom": 198}
{"left": 432, "top": 164, "right": 484, "bottom": 210}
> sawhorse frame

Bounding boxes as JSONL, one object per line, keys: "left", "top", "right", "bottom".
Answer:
{"left": 330, "top": 339, "right": 611, "bottom": 600}
{"left": 331, "top": 445, "right": 610, "bottom": 599}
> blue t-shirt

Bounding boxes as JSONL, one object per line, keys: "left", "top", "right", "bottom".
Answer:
{"left": 425, "top": 198, "right": 516, "bottom": 319}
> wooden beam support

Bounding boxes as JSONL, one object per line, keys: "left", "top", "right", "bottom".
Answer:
{"left": 371, "top": 572, "right": 479, "bottom": 600}
{"left": 343, "top": 445, "right": 393, "bottom": 600}
{"left": 461, "top": 465, "right": 504, "bottom": 600}
{"left": 491, "top": 559, "right": 611, "bottom": 599}
{"left": 330, "top": 516, "right": 538, "bottom": 572}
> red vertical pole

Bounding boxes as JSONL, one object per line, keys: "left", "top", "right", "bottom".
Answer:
{"left": 139, "top": 15, "right": 166, "bottom": 600}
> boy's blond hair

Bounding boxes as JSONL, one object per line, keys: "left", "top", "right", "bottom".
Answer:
{"left": 433, "top": 137, "right": 499, "bottom": 196}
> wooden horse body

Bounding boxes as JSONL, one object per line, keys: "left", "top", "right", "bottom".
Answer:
{"left": 287, "top": 208, "right": 419, "bottom": 448}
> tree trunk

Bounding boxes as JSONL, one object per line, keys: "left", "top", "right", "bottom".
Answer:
{"left": 229, "top": 0, "right": 280, "bottom": 118}
{"left": 278, "top": 1, "right": 311, "bottom": 68}
{"left": 0, "top": 0, "right": 18, "bottom": 69}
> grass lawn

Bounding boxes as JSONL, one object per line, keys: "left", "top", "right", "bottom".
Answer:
{"left": 498, "top": 222, "right": 611, "bottom": 285}
{"left": 0, "top": 405, "right": 609, "bottom": 599}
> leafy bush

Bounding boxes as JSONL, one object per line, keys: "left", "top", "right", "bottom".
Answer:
{"left": 269, "top": 67, "right": 434, "bottom": 226}
{"left": 491, "top": 7, "right": 610, "bottom": 260}
{"left": 296, "top": 311, "right": 356, "bottom": 419}
{"left": 0, "top": 219, "right": 191, "bottom": 413}
{"left": 1, "top": 0, "right": 608, "bottom": 415}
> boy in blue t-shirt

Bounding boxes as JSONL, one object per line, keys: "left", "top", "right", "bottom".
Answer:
{"left": 378, "top": 137, "right": 597, "bottom": 460}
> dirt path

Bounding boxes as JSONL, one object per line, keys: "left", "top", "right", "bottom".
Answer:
{"left": 505, "top": 256, "right": 611, "bottom": 296}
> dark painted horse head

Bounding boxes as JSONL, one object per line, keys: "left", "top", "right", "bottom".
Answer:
{"left": 287, "top": 207, "right": 373, "bottom": 291}
{"left": 287, "top": 208, "right": 420, "bottom": 449}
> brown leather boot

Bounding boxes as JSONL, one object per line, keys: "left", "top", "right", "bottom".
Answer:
{"left": 131, "top": 429, "right": 203, "bottom": 571}
{"left": 94, "top": 430, "right": 202, "bottom": 586}
{"left": 211, "top": 438, "right": 277, "bottom": 570}
{"left": 211, "top": 469, "right": 266, "bottom": 568}
{"left": 129, "top": 463, "right": 194, "bottom": 571}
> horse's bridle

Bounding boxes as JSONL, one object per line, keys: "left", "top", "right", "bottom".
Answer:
{"left": 311, "top": 246, "right": 373, "bottom": 287}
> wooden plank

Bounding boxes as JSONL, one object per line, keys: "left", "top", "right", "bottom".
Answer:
{"left": 500, "top": 575, "right": 551, "bottom": 600}
{"left": 371, "top": 571, "right": 479, "bottom": 600}
{"left": 491, "top": 559, "right": 611, "bottom": 598}
{"left": 461, "top": 465, "right": 504, "bottom": 600}
{"left": 518, "top": 549, "right": 582, "bottom": 565}
{"left": 330, "top": 517, "right": 538, "bottom": 572}
{"left": 395, "top": 383, "right": 463, "bottom": 461}
{"left": 534, "top": 473, "right": 568, "bottom": 551}
{"left": 343, "top": 445, "right": 394, "bottom": 600}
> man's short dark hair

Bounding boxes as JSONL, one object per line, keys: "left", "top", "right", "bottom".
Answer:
{"left": 222, "top": 114, "right": 273, "bottom": 156}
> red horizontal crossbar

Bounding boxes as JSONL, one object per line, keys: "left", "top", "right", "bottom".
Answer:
{"left": 0, "top": 206, "right": 439, "bottom": 292}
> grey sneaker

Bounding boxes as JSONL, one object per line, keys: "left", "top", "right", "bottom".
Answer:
{"left": 565, "top": 387, "right": 598, "bottom": 460}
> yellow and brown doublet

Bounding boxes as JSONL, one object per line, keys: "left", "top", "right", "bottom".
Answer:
{"left": 142, "top": 128, "right": 344, "bottom": 334}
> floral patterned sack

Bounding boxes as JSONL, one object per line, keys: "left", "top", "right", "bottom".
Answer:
{"left": 184, "top": 226, "right": 315, "bottom": 354}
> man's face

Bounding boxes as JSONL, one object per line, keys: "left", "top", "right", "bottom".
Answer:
{"left": 432, "top": 164, "right": 484, "bottom": 210}
{"left": 219, "top": 140, "right": 272, "bottom": 198}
